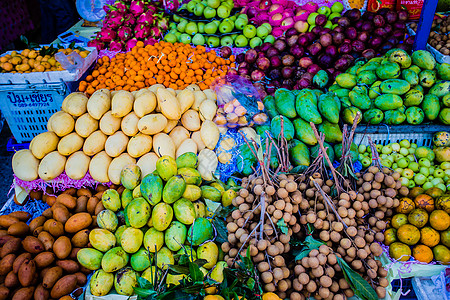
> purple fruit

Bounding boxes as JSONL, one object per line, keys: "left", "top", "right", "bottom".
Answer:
{"left": 352, "top": 40, "right": 365, "bottom": 52}
{"left": 274, "top": 39, "right": 287, "bottom": 52}
{"left": 287, "top": 34, "right": 299, "bottom": 47}
{"left": 398, "top": 10, "right": 408, "bottom": 22}
{"left": 269, "top": 68, "right": 281, "bottom": 79}
{"left": 282, "top": 67, "right": 294, "bottom": 78}
{"left": 386, "top": 11, "right": 397, "bottom": 24}
{"left": 325, "top": 45, "right": 338, "bottom": 57}
{"left": 338, "top": 17, "right": 350, "bottom": 27}
{"left": 373, "top": 15, "right": 385, "bottom": 27}
{"left": 307, "top": 64, "right": 321, "bottom": 74}
{"left": 357, "top": 31, "right": 370, "bottom": 42}
{"left": 319, "top": 33, "right": 332, "bottom": 47}
{"left": 345, "top": 27, "right": 357, "bottom": 40}
{"left": 338, "top": 42, "right": 352, "bottom": 54}
{"left": 318, "top": 54, "right": 333, "bottom": 68}
{"left": 290, "top": 44, "right": 305, "bottom": 58}
{"left": 362, "top": 49, "right": 376, "bottom": 60}
{"left": 257, "top": 57, "right": 270, "bottom": 71}
{"left": 282, "top": 54, "right": 295, "bottom": 66}
{"left": 308, "top": 42, "right": 322, "bottom": 56}
{"left": 266, "top": 47, "right": 279, "bottom": 57}
{"left": 245, "top": 49, "right": 258, "bottom": 64}
{"left": 299, "top": 57, "right": 313, "bottom": 68}
{"left": 251, "top": 69, "right": 266, "bottom": 81}
{"left": 270, "top": 56, "right": 282, "bottom": 68}
{"left": 332, "top": 32, "right": 345, "bottom": 45}
{"left": 315, "top": 14, "right": 327, "bottom": 26}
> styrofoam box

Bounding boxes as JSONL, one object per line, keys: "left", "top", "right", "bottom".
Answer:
{"left": 0, "top": 46, "right": 98, "bottom": 84}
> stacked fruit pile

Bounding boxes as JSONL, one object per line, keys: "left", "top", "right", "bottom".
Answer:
{"left": 78, "top": 156, "right": 234, "bottom": 296}
{"left": 358, "top": 134, "right": 450, "bottom": 192}
{"left": 332, "top": 49, "right": 450, "bottom": 125}
{"left": 12, "top": 84, "right": 223, "bottom": 184}
{"left": 166, "top": 0, "right": 274, "bottom": 48}
{"left": 385, "top": 188, "right": 450, "bottom": 264}
{"left": 410, "top": 17, "right": 450, "bottom": 56}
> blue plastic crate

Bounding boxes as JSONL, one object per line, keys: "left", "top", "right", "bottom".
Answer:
{"left": 6, "top": 138, "right": 30, "bottom": 152}
{"left": 392, "top": 278, "right": 418, "bottom": 300}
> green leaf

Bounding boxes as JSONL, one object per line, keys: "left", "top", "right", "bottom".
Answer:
{"left": 294, "top": 236, "right": 325, "bottom": 261}
{"left": 293, "top": 249, "right": 311, "bottom": 261}
{"left": 336, "top": 256, "right": 378, "bottom": 300}
{"left": 276, "top": 218, "right": 289, "bottom": 235}
{"left": 189, "top": 261, "right": 204, "bottom": 282}
{"left": 213, "top": 218, "right": 228, "bottom": 244}
{"left": 246, "top": 277, "right": 255, "bottom": 290}
{"left": 137, "top": 276, "right": 153, "bottom": 289}
{"left": 215, "top": 205, "right": 236, "bottom": 219}
{"left": 193, "top": 259, "right": 208, "bottom": 268}
{"left": 20, "top": 35, "right": 29, "bottom": 47}
{"left": 205, "top": 199, "right": 221, "bottom": 216}
{"left": 168, "top": 265, "right": 190, "bottom": 275}
{"left": 133, "top": 287, "right": 157, "bottom": 297}
{"left": 69, "top": 41, "right": 76, "bottom": 49}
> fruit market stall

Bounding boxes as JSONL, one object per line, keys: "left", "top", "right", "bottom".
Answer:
{"left": 1, "top": 0, "right": 450, "bottom": 299}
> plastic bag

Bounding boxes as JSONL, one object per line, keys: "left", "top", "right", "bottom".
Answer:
{"left": 397, "top": 0, "right": 424, "bottom": 20}
{"left": 212, "top": 75, "right": 268, "bottom": 128}
{"left": 55, "top": 51, "right": 84, "bottom": 72}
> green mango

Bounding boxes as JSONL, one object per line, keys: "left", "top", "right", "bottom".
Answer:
{"left": 77, "top": 248, "right": 103, "bottom": 270}
{"left": 357, "top": 70, "right": 377, "bottom": 85}
{"left": 274, "top": 88, "right": 297, "bottom": 118}
{"left": 144, "top": 227, "right": 164, "bottom": 253}
{"left": 430, "top": 80, "right": 450, "bottom": 98}
{"left": 140, "top": 174, "right": 163, "bottom": 205}
{"left": 197, "top": 241, "right": 218, "bottom": 269}
{"left": 340, "top": 97, "right": 352, "bottom": 107}
{"left": 334, "top": 88, "right": 350, "bottom": 98}
{"left": 131, "top": 248, "right": 151, "bottom": 272}
{"left": 369, "top": 57, "right": 384, "bottom": 63}
{"left": 388, "top": 49, "right": 412, "bottom": 68}
{"left": 295, "top": 90, "right": 321, "bottom": 124}
{"left": 439, "top": 108, "right": 450, "bottom": 125}
{"left": 376, "top": 62, "right": 401, "bottom": 79}
{"left": 409, "top": 65, "right": 421, "bottom": 74}
{"left": 132, "top": 185, "right": 141, "bottom": 198}
{"left": 121, "top": 227, "right": 143, "bottom": 254}
{"left": 336, "top": 73, "right": 357, "bottom": 89}
{"left": 210, "top": 260, "right": 227, "bottom": 283}
{"left": 292, "top": 118, "right": 317, "bottom": 146}
{"left": 126, "top": 198, "right": 151, "bottom": 228}
{"left": 313, "top": 70, "right": 329, "bottom": 88}
{"left": 97, "top": 210, "right": 118, "bottom": 232}
{"left": 368, "top": 81, "right": 382, "bottom": 99}
{"left": 120, "top": 164, "right": 141, "bottom": 190}
{"left": 443, "top": 94, "right": 450, "bottom": 107}
{"left": 270, "top": 115, "right": 295, "bottom": 141}
{"left": 121, "top": 189, "right": 133, "bottom": 209}
{"left": 182, "top": 184, "right": 202, "bottom": 201}
{"left": 397, "top": 105, "right": 406, "bottom": 113}
{"left": 318, "top": 92, "right": 340, "bottom": 123}
{"left": 402, "top": 69, "right": 419, "bottom": 86}
{"left": 262, "top": 95, "right": 279, "bottom": 119}
{"left": 380, "top": 79, "right": 411, "bottom": 95}
{"left": 156, "top": 247, "right": 174, "bottom": 270}
{"left": 328, "top": 84, "right": 340, "bottom": 92}
{"left": 289, "top": 140, "right": 310, "bottom": 167}
{"left": 363, "top": 109, "right": 384, "bottom": 125}
{"left": 318, "top": 121, "right": 343, "bottom": 143}
{"left": 193, "top": 201, "right": 206, "bottom": 218}
{"left": 404, "top": 88, "right": 424, "bottom": 106}
{"left": 405, "top": 107, "right": 424, "bottom": 125}
{"left": 222, "top": 189, "right": 236, "bottom": 207}
{"left": 156, "top": 156, "right": 177, "bottom": 181}
{"left": 101, "top": 247, "right": 129, "bottom": 273}
{"left": 412, "top": 50, "right": 436, "bottom": 70}
{"left": 176, "top": 152, "right": 198, "bottom": 169}
{"left": 165, "top": 221, "right": 187, "bottom": 251}
{"left": 437, "top": 63, "right": 450, "bottom": 80}
{"left": 374, "top": 94, "right": 403, "bottom": 110}
{"left": 187, "top": 217, "right": 213, "bottom": 246}
{"left": 201, "top": 186, "right": 221, "bottom": 202}
{"left": 163, "top": 175, "right": 186, "bottom": 204}
{"left": 255, "top": 125, "right": 270, "bottom": 140}
{"left": 310, "top": 142, "right": 334, "bottom": 167}
{"left": 312, "top": 89, "right": 324, "bottom": 99}
{"left": 90, "top": 270, "right": 114, "bottom": 296}
{"left": 419, "top": 70, "right": 437, "bottom": 88}
{"left": 422, "top": 94, "right": 440, "bottom": 121}
{"left": 342, "top": 107, "right": 362, "bottom": 125}
{"left": 89, "top": 229, "right": 116, "bottom": 253}
{"left": 114, "top": 267, "right": 138, "bottom": 296}
{"left": 173, "top": 198, "right": 196, "bottom": 225}
{"left": 347, "top": 61, "right": 365, "bottom": 75}
{"left": 101, "top": 189, "right": 121, "bottom": 212}
{"left": 384, "top": 110, "right": 406, "bottom": 125}
{"left": 141, "top": 266, "right": 159, "bottom": 285}
{"left": 152, "top": 202, "right": 173, "bottom": 231}
{"left": 114, "top": 225, "right": 127, "bottom": 247}
{"left": 177, "top": 167, "right": 202, "bottom": 186}
{"left": 349, "top": 89, "right": 371, "bottom": 110}
{"left": 357, "top": 61, "right": 380, "bottom": 74}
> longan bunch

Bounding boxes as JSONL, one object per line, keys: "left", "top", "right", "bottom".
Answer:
{"left": 222, "top": 173, "right": 303, "bottom": 299}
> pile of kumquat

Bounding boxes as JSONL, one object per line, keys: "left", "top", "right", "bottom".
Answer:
{"left": 79, "top": 41, "right": 236, "bottom": 95}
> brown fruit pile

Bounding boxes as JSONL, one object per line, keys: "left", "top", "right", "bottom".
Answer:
{"left": 294, "top": 166, "right": 405, "bottom": 299}
{"left": 0, "top": 186, "right": 107, "bottom": 300}
{"left": 222, "top": 173, "right": 303, "bottom": 299}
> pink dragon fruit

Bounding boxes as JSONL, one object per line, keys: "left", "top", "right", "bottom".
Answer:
{"left": 130, "top": 0, "right": 145, "bottom": 16}
{"left": 150, "top": 27, "right": 161, "bottom": 37}
{"left": 126, "top": 38, "right": 138, "bottom": 51}
{"left": 123, "top": 13, "right": 136, "bottom": 27}
{"left": 88, "top": 39, "right": 105, "bottom": 51}
{"left": 104, "top": 13, "right": 124, "bottom": 29}
{"left": 109, "top": 40, "right": 123, "bottom": 51}
{"left": 98, "top": 28, "right": 117, "bottom": 43}
{"left": 144, "top": 37, "right": 157, "bottom": 46}
{"left": 134, "top": 24, "right": 151, "bottom": 39}
{"left": 118, "top": 26, "right": 133, "bottom": 40}
{"left": 137, "top": 12, "right": 155, "bottom": 25}
{"left": 157, "top": 18, "right": 169, "bottom": 31}
{"left": 113, "top": 0, "right": 128, "bottom": 14}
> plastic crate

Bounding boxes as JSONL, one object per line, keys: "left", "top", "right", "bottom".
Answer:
{"left": 6, "top": 138, "right": 30, "bottom": 152}
{"left": 353, "top": 124, "right": 448, "bottom": 147}
{"left": 392, "top": 278, "right": 418, "bottom": 300}
{"left": 0, "top": 82, "right": 70, "bottom": 143}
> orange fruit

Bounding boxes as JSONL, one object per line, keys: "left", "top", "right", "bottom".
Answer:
{"left": 204, "top": 296, "right": 225, "bottom": 300}
{"left": 441, "top": 229, "right": 450, "bottom": 247}
{"left": 262, "top": 292, "right": 282, "bottom": 300}
{"left": 389, "top": 242, "right": 412, "bottom": 261}
{"left": 420, "top": 227, "right": 440, "bottom": 247}
{"left": 409, "top": 187, "right": 424, "bottom": 199}
{"left": 425, "top": 187, "right": 444, "bottom": 199}
{"left": 391, "top": 214, "right": 408, "bottom": 229}
{"left": 397, "top": 224, "right": 421, "bottom": 245}
{"left": 397, "top": 197, "right": 415, "bottom": 214}
{"left": 384, "top": 228, "right": 398, "bottom": 246}
{"left": 412, "top": 245, "right": 433, "bottom": 263}
{"left": 408, "top": 208, "right": 429, "bottom": 228}
{"left": 430, "top": 210, "right": 450, "bottom": 231}
{"left": 433, "top": 245, "right": 450, "bottom": 265}
{"left": 414, "top": 194, "right": 435, "bottom": 212}
{"left": 436, "top": 195, "right": 450, "bottom": 214}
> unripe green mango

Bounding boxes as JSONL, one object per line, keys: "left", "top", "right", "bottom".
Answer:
{"left": 101, "top": 247, "right": 129, "bottom": 273}
{"left": 120, "top": 164, "right": 141, "bottom": 190}
{"left": 101, "top": 189, "right": 121, "bottom": 212}
{"left": 143, "top": 227, "right": 164, "bottom": 253}
{"left": 165, "top": 221, "right": 187, "bottom": 251}
{"left": 77, "top": 248, "right": 103, "bottom": 270}
{"left": 89, "top": 229, "right": 116, "bottom": 253}
{"left": 90, "top": 270, "right": 113, "bottom": 296}
{"left": 173, "top": 198, "right": 196, "bottom": 225}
